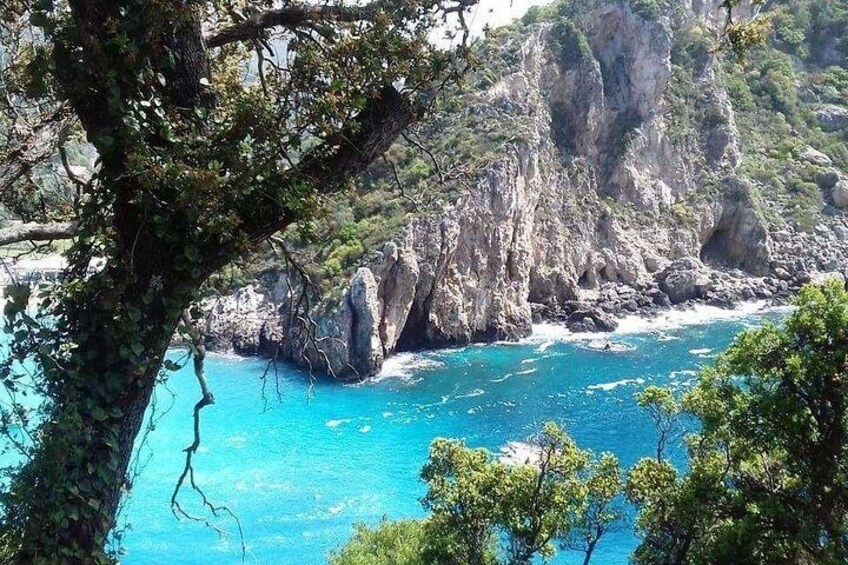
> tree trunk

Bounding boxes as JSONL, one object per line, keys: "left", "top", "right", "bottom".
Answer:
{"left": 2, "top": 252, "right": 207, "bottom": 561}
{"left": 583, "top": 540, "right": 598, "bottom": 565}
{"left": 0, "top": 0, "right": 417, "bottom": 556}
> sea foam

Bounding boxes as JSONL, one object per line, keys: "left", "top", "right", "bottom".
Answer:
{"left": 526, "top": 300, "right": 790, "bottom": 348}
{"left": 372, "top": 352, "right": 444, "bottom": 383}
{"left": 499, "top": 441, "right": 542, "bottom": 466}
{"left": 586, "top": 378, "right": 646, "bottom": 392}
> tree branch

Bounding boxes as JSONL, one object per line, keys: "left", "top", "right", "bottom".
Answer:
{"left": 244, "top": 84, "right": 416, "bottom": 244}
{"left": 0, "top": 221, "right": 77, "bottom": 246}
{"left": 0, "top": 113, "right": 67, "bottom": 195}
{"left": 205, "top": 1, "right": 393, "bottom": 48}
{"left": 205, "top": 0, "right": 475, "bottom": 48}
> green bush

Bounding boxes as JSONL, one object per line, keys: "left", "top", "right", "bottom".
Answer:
{"left": 334, "top": 423, "right": 625, "bottom": 565}
{"left": 329, "top": 520, "right": 428, "bottom": 565}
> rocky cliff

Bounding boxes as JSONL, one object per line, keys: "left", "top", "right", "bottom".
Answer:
{"left": 202, "top": 0, "right": 848, "bottom": 378}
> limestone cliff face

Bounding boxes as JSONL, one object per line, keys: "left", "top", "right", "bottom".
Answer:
{"left": 203, "top": 1, "right": 847, "bottom": 377}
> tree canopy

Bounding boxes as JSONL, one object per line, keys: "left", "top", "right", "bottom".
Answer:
{"left": 628, "top": 281, "right": 848, "bottom": 564}
{"left": 331, "top": 422, "right": 627, "bottom": 565}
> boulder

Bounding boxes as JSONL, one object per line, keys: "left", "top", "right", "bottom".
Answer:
{"left": 657, "top": 259, "right": 713, "bottom": 304}
{"left": 565, "top": 306, "right": 618, "bottom": 333}
{"left": 817, "top": 168, "right": 841, "bottom": 190}
{"left": 800, "top": 146, "right": 833, "bottom": 167}
{"left": 815, "top": 104, "right": 848, "bottom": 132}
{"left": 833, "top": 179, "right": 848, "bottom": 208}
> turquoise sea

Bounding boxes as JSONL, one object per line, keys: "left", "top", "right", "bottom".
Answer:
{"left": 117, "top": 305, "right": 785, "bottom": 564}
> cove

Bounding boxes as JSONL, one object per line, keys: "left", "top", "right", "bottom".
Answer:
{"left": 119, "top": 307, "right": 785, "bottom": 564}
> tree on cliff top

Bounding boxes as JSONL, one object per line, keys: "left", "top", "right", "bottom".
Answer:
{"left": 0, "top": 0, "right": 478, "bottom": 561}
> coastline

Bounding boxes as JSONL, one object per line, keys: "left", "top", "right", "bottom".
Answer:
{"left": 374, "top": 297, "right": 789, "bottom": 383}
{"left": 531, "top": 298, "right": 792, "bottom": 343}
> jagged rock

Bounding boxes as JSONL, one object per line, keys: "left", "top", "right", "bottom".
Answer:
{"left": 202, "top": 286, "right": 279, "bottom": 356}
{"left": 530, "top": 303, "right": 550, "bottom": 323}
{"left": 657, "top": 259, "right": 713, "bottom": 304}
{"left": 809, "top": 271, "right": 846, "bottom": 287}
{"left": 347, "top": 268, "right": 384, "bottom": 376}
{"left": 565, "top": 306, "right": 618, "bottom": 333}
{"left": 772, "top": 230, "right": 791, "bottom": 242}
{"left": 646, "top": 288, "right": 672, "bottom": 308}
{"left": 199, "top": 3, "right": 848, "bottom": 378}
{"left": 815, "top": 104, "right": 848, "bottom": 132}
{"left": 774, "top": 267, "right": 791, "bottom": 280}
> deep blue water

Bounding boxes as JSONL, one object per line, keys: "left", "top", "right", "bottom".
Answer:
{"left": 117, "top": 308, "right": 784, "bottom": 564}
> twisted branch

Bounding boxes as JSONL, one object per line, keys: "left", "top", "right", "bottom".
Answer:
{"left": 170, "top": 310, "right": 246, "bottom": 560}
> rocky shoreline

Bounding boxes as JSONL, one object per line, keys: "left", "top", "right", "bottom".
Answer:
{"left": 546, "top": 215, "right": 848, "bottom": 334}
{"left": 199, "top": 217, "right": 848, "bottom": 378}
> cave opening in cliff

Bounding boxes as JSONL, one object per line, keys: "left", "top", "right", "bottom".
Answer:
{"left": 700, "top": 228, "right": 733, "bottom": 268}
{"left": 395, "top": 308, "right": 427, "bottom": 353}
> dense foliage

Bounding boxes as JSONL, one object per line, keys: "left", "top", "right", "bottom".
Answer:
{"left": 724, "top": 0, "right": 848, "bottom": 230}
{"left": 331, "top": 422, "right": 626, "bottom": 565}
{"left": 629, "top": 280, "right": 848, "bottom": 564}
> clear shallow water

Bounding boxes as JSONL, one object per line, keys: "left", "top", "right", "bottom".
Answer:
{"left": 119, "top": 308, "right": 785, "bottom": 565}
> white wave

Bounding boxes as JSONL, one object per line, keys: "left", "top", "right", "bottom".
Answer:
{"left": 491, "top": 373, "right": 513, "bottom": 383}
{"left": 615, "top": 301, "right": 787, "bottom": 334}
{"left": 327, "top": 417, "right": 372, "bottom": 429}
{"left": 205, "top": 350, "right": 254, "bottom": 362}
{"left": 582, "top": 340, "right": 635, "bottom": 353}
{"left": 526, "top": 301, "right": 788, "bottom": 347}
{"left": 372, "top": 352, "right": 444, "bottom": 383}
{"left": 325, "top": 419, "right": 353, "bottom": 428}
{"left": 358, "top": 425, "right": 372, "bottom": 434}
{"left": 586, "top": 377, "right": 646, "bottom": 392}
{"left": 657, "top": 332, "right": 679, "bottom": 341}
{"left": 670, "top": 370, "right": 698, "bottom": 379}
{"left": 521, "top": 358, "right": 538, "bottom": 365}
{"left": 688, "top": 348, "right": 712, "bottom": 355}
{"left": 515, "top": 368, "right": 537, "bottom": 376}
{"left": 456, "top": 388, "right": 485, "bottom": 399}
